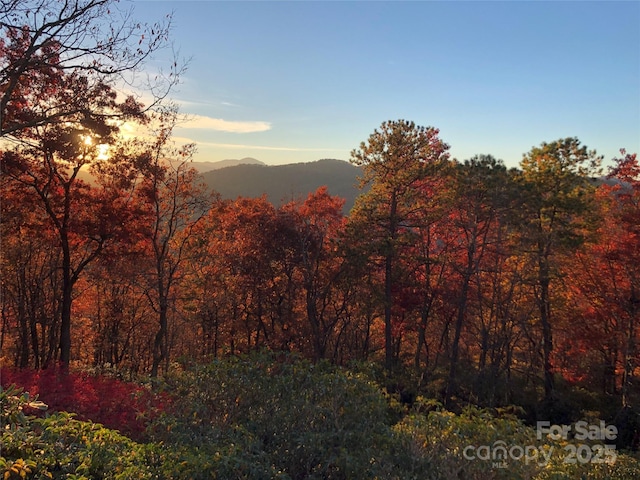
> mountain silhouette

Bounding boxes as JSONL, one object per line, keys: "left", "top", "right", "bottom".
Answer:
{"left": 200, "top": 158, "right": 363, "bottom": 213}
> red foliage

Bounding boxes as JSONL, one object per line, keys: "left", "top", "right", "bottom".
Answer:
{"left": 0, "top": 367, "right": 165, "bottom": 441}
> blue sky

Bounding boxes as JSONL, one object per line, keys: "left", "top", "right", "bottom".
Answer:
{"left": 132, "top": 1, "right": 639, "bottom": 168}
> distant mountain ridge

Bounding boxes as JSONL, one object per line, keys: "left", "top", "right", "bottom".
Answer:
{"left": 199, "top": 159, "right": 362, "bottom": 212}
{"left": 187, "top": 157, "right": 264, "bottom": 173}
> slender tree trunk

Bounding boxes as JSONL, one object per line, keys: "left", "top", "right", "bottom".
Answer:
{"left": 445, "top": 268, "right": 472, "bottom": 407}
{"left": 59, "top": 234, "right": 73, "bottom": 369}
{"left": 415, "top": 291, "right": 435, "bottom": 374}
{"left": 384, "top": 192, "right": 398, "bottom": 372}
{"left": 384, "top": 252, "right": 394, "bottom": 371}
{"left": 414, "top": 313, "right": 428, "bottom": 373}
{"left": 538, "top": 252, "right": 554, "bottom": 402}
{"left": 18, "top": 318, "right": 29, "bottom": 368}
{"left": 29, "top": 309, "right": 40, "bottom": 369}
{"left": 17, "top": 280, "right": 29, "bottom": 367}
{"left": 151, "top": 291, "right": 168, "bottom": 378}
{"left": 621, "top": 287, "right": 637, "bottom": 407}
{"left": 306, "top": 286, "right": 324, "bottom": 361}
{"left": 445, "top": 233, "right": 476, "bottom": 407}
{"left": 1, "top": 303, "right": 8, "bottom": 365}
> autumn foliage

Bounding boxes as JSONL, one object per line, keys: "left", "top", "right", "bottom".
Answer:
{"left": 0, "top": 366, "right": 162, "bottom": 441}
{"left": 2, "top": 115, "right": 639, "bottom": 424}
{"left": 1, "top": 0, "right": 639, "bottom": 450}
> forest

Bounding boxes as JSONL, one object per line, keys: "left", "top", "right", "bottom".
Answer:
{"left": 1, "top": 1, "right": 639, "bottom": 479}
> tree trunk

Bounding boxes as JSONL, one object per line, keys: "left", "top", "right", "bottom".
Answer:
{"left": 445, "top": 233, "right": 476, "bottom": 408}
{"left": 384, "top": 191, "right": 398, "bottom": 372}
{"left": 151, "top": 295, "right": 168, "bottom": 378}
{"left": 445, "top": 269, "right": 472, "bottom": 407}
{"left": 151, "top": 262, "right": 168, "bottom": 378}
{"left": 59, "top": 236, "right": 73, "bottom": 369}
{"left": 538, "top": 253, "right": 554, "bottom": 402}
{"left": 306, "top": 286, "right": 324, "bottom": 361}
{"left": 621, "top": 287, "right": 637, "bottom": 407}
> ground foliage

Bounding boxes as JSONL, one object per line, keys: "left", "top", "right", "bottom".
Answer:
{"left": 0, "top": 367, "right": 162, "bottom": 441}
{"left": 2, "top": 353, "right": 640, "bottom": 479}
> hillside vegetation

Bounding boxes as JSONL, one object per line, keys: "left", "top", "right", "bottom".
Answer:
{"left": 3, "top": 353, "right": 640, "bottom": 479}
{"left": 2, "top": 2, "right": 639, "bottom": 478}
{"left": 199, "top": 158, "right": 362, "bottom": 212}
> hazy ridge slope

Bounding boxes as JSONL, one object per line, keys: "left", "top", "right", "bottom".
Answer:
{"left": 200, "top": 158, "right": 362, "bottom": 212}
{"left": 188, "top": 157, "right": 265, "bottom": 173}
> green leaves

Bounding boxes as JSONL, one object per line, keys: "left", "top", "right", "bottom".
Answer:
{"left": 0, "top": 385, "right": 154, "bottom": 479}
{"left": 348, "top": 120, "right": 450, "bottom": 370}
{"left": 350, "top": 119, "right": 449, "bottom": 196}
{"left": 3, "top": 360, "right": 640, "bottom": 480}
{"left": 517, "top": 137, "right": 602, "bottom": 241}
{"left": 150, "top": 352, "right": 395, "bottom": 479}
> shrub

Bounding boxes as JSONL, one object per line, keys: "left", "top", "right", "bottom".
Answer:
{"left": 0, "top": 385, "right": 154, "bottom": 479}
{"left": 0, "top": 367, "right": 162, "bottom": 440}
{"left": 149, "top": 352, "right": 432, "bottom": 479}
{"left": 394, "top": 405, "right": 543, "bottom": 479}
{"left": 394, "top": 403, "right": 640, "bottom": 480}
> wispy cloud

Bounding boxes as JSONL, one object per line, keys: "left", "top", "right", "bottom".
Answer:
{"left": 179, "top": 114, "right": 271, "bottom": 133}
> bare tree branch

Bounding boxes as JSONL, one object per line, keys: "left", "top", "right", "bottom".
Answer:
{"left": 0, "top": 0, "right": 182, "bottom": 138}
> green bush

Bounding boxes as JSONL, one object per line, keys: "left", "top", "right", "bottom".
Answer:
{"left": 0, "top": 385, "right": 154, "bottom": 480}
{"left": 4, "top": 358, "right": 638, "bottom": 480}
{"left": 394, "top": 402, "right": 640, "bottom": 480}
{"left": 149, "top": 352, "right": 432, "bottom": 479}
{"left": 393, "top": 405, "right": 542, "bottom": 480}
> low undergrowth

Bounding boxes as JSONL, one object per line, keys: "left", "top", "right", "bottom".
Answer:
{"left": 2, "top": 353, "right": 639, "bottom": 479}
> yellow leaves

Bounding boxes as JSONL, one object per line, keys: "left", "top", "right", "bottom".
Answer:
{"left": 1, "top": 459, "right": 36, "bottom": 480}
{"left": 25, "top": 400, "right": 48, "bottom": 411}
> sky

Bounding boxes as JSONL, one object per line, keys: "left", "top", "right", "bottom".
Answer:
{"left": 130, "top": 0, "right": 640, "bottom": 168}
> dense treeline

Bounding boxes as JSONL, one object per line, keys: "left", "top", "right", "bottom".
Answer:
{"left": 2, "top": 116, "right": 639, "bottom": 419}
{"left": 1, "top": 0, "right": 639, "bottom": 433}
